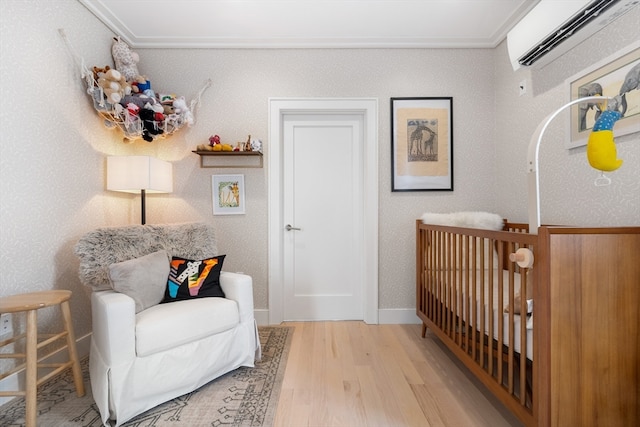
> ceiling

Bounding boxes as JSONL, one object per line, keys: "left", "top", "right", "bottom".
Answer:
{"left": 78, "top": 0, "right": 540, "bottom": 49}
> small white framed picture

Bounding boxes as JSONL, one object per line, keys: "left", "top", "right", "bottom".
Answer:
{"left": 212, "top": 174, "right": 245, "bottom": 215}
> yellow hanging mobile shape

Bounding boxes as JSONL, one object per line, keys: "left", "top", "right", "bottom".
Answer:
{"left": 586, "top": 109, "right": 623, "bottom": 186}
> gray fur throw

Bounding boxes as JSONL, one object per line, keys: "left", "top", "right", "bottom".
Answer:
{"left": 74, "top": 222, "right": 218, "bottom": 292}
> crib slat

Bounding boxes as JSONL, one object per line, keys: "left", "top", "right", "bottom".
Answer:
{"left": 499, "top": 242, "right": 505, "bottom": 383}
{"left": 455, "top": 234, "right": 462, "bottom": 346}
{"left": 446, "top": 233, "right": 451, "bottom": 337}
{"left": 449, "top": 234, "right": 453, "bottom": 337}
{"left": 430, "top": 230, "right": 436, "bottom": 329}
{"left": 487, "top": 237, "right": 495, "bottom": 379}
{"left": 435, "top": 231, "right": 441, "bottom": 329}
{"left": 471, "top": 262, "right": 477, "bottom": 361}
{"left": 506, "top": 242, "right": 514, "bottom": 395}
{"left": 479, "top": 237, "right": 485, "bottom": 370}
{"left": 464, "top": 235, "right": 471, "bottom": 355}
{"left": 520, "top": 265, "right": 529, "bottom": 406}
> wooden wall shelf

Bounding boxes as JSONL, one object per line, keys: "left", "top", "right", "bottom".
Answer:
{"left": 192, "top": 150, "right": 263, "bottom": 168}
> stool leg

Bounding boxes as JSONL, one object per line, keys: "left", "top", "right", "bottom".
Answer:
{"left": 60, "top": 300, "right": 85, "bottom": 397}
{"left": 25, "top": 309, "right": 37, "bottom": 427}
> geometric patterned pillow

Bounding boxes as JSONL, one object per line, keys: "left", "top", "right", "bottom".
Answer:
{"left": 161, "top": 255, "right": 226, "bottom": 303}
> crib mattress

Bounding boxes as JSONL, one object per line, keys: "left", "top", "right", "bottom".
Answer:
{"left": 430, "top": 269, "right": 533, "bottom": 360}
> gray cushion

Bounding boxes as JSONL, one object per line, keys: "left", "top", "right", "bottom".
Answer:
{"left": 108, "top": 250, "right": 170, "bottom": 313}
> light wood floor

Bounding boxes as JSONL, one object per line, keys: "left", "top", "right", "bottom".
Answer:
{"left": 273, "top": 322, "right": 523, "bottom": 427}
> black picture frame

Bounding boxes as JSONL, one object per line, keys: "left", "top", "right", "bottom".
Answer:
{"left": 391, "top": 97, "right": 453, "bottom": 191}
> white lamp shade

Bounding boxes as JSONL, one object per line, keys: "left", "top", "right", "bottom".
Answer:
{"left": 107, "top": 156, "right": 173, "bottom": 194}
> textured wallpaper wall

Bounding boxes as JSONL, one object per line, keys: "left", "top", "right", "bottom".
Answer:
{"left": 1, "top": 0, "right": 120, "bottom": 342}
{"left": 494, "top": 7, "right": 640, "bottom": 227}
{"left": 138, "top": 46, "right": 500, "bottom": 314}
{"left": 1, "top": 0, "right": 638, "bottom": 357}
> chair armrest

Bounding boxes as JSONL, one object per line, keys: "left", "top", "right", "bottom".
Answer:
{"left": 91, "top": 290, "right": 136, "bottom": 366}
{"left": 220, "top": 271, "right": 254, "bottom": 323}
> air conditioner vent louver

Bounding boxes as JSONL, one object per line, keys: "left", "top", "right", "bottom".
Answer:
{"left": 519, "top": 0, "right": 620, "bottom": 66}
{"left": 507, "top": 0, "right": 638, "bottom": 70}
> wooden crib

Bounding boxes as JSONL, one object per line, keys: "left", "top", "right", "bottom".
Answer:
{"left": 416, "top": 219, "right": 640, "bottom": 427}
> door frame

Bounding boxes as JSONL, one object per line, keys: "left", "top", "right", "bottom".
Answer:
{"left": 268, "top": 98, "right": 379, "bottom": 324}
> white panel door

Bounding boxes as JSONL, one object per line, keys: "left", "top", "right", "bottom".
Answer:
{"left": 282, "top": 114, "right": 364, "bottom": 320}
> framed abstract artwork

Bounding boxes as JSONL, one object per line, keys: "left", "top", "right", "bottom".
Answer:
{"left": 212, "top": 174, "right": 245, "bottom": 215}
{"left": 391, "top": 97, "right": 453, "bottom": 191}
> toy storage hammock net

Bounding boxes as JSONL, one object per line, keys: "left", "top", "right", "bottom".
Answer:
{"left": 59, "top": 29, "right": 210, "bottom": 143}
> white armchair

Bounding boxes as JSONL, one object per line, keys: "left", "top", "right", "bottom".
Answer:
{"left": 75, "top": 223, "right": 260, "bottom": 427}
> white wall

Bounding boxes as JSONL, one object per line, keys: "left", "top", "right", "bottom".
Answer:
{"left": 1, "top": 0, "right": 638, "bottom": 364}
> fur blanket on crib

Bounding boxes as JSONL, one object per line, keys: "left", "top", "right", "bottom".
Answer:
{"left": 421, "top": 211, "right": 504, "bottom": 230}
{"left": 74, "top": 222, "right": 218, "bottom": 292}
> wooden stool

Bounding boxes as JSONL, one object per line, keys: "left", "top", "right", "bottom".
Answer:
{"left": 0, "top": 290, "right": 85, "bottom": 427}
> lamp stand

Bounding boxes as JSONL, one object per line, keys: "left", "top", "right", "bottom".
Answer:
{"left": 140, "top": 189, "right": 146, "bottom": 225}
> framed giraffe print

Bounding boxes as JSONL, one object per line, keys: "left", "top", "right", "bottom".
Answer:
{"left": 391, "top": 97, "right": 453, "bottom": 191}
{"left": 212, "top": 174, "right": 245, "bottom": 215}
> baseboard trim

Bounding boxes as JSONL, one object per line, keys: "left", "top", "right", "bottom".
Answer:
{"left": 378, "top": 308, "right": 422, "bottom": 324}
{"left": 255, "top": 308, "right": 421, "bottom": 325}
{"left": 0, "top": 332, "right": 91, "bottom": 406}
{"left": 254, "top": 309, "right": 270, "bottom": 326}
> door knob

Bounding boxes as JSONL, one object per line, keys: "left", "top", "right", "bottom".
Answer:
{"left": 285, "top": 224, "right": 301, "bottom": 231}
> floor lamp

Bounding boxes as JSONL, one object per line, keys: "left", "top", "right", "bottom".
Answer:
{"left": 106, "top": 156, "right": 173, "bottom": 225}
{"left": 527, "top": 95, "right": 614, "bottom": 234}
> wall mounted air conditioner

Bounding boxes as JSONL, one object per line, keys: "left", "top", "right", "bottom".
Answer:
{"left": 507, "top": 0, "right": 638, "bottom": 70}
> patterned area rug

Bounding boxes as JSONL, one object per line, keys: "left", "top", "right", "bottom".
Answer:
{"left": 0, "top": 326, "right": 292, "bottom": 427}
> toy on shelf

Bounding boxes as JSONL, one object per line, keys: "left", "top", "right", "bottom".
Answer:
{"left": 209, "top": 134, "right": 222, "bottom": 149}
{"left": 196, "top": 134, "right": 262, "bottom": 154}
{"left": 59, "top": 29, "right": 210, "bottom": 143}
{"left": 243, "top": 135, "right": 253, "bottom": 152}
{"left": 196, "top": 134, "right": 222, "bottom": 151}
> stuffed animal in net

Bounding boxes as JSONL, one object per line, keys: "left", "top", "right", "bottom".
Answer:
{"left": 120, "top": 94, "right": 160, "bottom": 110}
{"left": 92, "top": 65, "right": 111, "bottom": 83}
{"left": 111, "top": 37, "right": 140, "bottom": 82}
{"left": 139, "top": 108, "right": 164, "bottom": 142}
{"left": 172, "top": 97, "right": 194, "bottom": 126}
{"left": 97, "top": 69, "right": 131, "bottom": 105}
{"left": 587, "top": 109, "right": 623, "bottom": 172}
